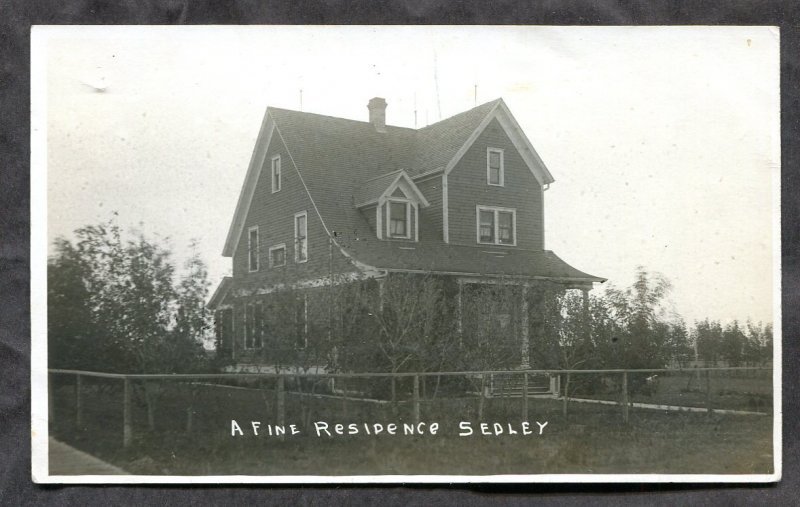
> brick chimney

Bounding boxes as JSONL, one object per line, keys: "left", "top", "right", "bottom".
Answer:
{"left": 367, "top": 97, "right": 387, "bottom": 133}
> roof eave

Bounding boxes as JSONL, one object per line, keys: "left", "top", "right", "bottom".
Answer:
{"left": 221, "top": 110, "right": 276, "bottom": 257}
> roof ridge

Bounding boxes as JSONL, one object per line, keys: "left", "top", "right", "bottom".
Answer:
{"left": 417, "top": 98, "right": 502, "bottom": 131}
{"left": 267, "top": 106, "right": 417, "bottom": 132}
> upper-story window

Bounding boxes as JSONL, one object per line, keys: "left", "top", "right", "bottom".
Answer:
{"left": 271, "top": 155, "right": 282, "bottom": 193}
{"left": 477, "top": 206, "right": 516, "bottom": 246}
{"left": 387, "top": 199, "right": 410, "bottom": 239}
{"left": 294, "top": 211, "right": 308, "bottom": 263}
{"left": 248, "top": 226, "right": 259, "bottom": 272}
{"left": 269, "top": 243, "right": 286, "bottom": 267}
{"left": 487, "top": 148, "right": 504, "bottom": 186}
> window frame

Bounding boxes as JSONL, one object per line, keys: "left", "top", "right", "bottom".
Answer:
{"left": 294, "top": 211, "right": 308, "bottom": 263}
{"left": 486, "top": 147, "right": 505, "bottom": 187}
{"left": 268, "top": 243, "right": 287, "bottom": 268}
{"left": 271, "top": 155, "right": 282, "bottom": 193}
{"left": 247, "top": 226, "right": 259, "bottom": 272}
{"left": 476, "top": 205, "right": 517, "bottom": 246}
{"left": 385, "top": 198, "right": 412, "bottom": 240}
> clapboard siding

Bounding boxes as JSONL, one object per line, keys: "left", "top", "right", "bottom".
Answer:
{"left": 446, "top": 118, "right": 544, "bottom": 250}
{"left": 416, "top": 175, "right": 444, "bottom": 242}
{"left": 233, "top": 132, "right": 353, "bottom": 284}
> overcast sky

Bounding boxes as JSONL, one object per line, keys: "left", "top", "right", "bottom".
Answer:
{"left": 40, "top": 26, "right": 779, "bottom": 326}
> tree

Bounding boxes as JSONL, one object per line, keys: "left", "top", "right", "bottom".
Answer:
{"left": 721, "top": 321, "right": 746, "bottom": 366}
{"left": 665, "top": 319, "right": 693, "bottom": 368}
{"left": 603, "top": 267, "right": 674, "bottom": 370}
{"left": 47, "top": 217, "right": 211, "bottom": 374}
{"left": 695, "top": 319, "right": 723, "bottom": 365}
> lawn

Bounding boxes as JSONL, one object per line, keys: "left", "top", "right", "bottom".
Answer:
{"left": 566, "top": 372, "right": 773, "bottom": 413}
{"left": 49, "top": 378, "right": 774, "bottom": 476}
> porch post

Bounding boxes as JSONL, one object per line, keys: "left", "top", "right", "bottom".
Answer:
{"left": 520, "top": 284, "right": 530, "bottom": 369}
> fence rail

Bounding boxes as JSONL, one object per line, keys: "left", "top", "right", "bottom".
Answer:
{"left": 48, "top": 366, "right": 772, "bottom": 449}
{"left": 48, "top": 365, "right": 770, "bottom": 379}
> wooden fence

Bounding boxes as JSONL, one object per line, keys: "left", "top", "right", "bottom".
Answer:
{"left": 48, "top": 366, "right": 772, "bottom": 448}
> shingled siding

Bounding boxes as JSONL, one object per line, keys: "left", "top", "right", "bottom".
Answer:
{"left": 232, "top": 132, "right": 353, "bottom": 285}
{"left": 447, "top": 118, "right": 544, "bottom": 250}
{"left": 416, "top": 175, "right": 444, "bottom": 242}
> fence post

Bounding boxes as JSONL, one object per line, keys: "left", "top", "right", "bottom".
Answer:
{"left": 705, "top": 370, "right": 712, "bottom": 417}
{"left": 621, "top": 371, "right": 629, "bottom": 424}
{"left": 341, "top": 378, "right": 348, "bottom": 418}
{"left": 413, "top": 375, "right": 420, "bottom": 424}
{"left": 123, "top": 377, "right": 132, "bottom": 448}
{"left": 75, "top": 374, "right": 83, "bottom": 429}
{"left": 478, "top": 375, "right": 486, "bottom": 420}
{"left": 522, "top": 372, "right": 529, "bottom": 421}
{"left": 185, "top": 384, "right": 195, "bottom": 433}
{"left": 391, "top": 376, "right": 398, "bottom": 416}
{"left": 277, "top": 375, "right": 286, "bottom": 430}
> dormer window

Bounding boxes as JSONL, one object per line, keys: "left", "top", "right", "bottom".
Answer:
{"left": 354, "top": 169, "right": 429, "bottom": 242}
{"left": 487, "top": 148, "right": 504, "bottom": 186}
{"left": 477, "top": 206, "right": 516, "bottom": 246}
{"left": 271, "top": 155, "right": 282, "bottom": 193}
{"left": 387, "top": 200, "right": 410, "bottom": 238}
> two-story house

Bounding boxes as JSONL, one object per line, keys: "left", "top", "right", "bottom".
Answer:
{"left": 209, "top": 97, "right": 604, "bottom": 372}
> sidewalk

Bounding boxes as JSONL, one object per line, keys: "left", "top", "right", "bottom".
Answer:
{"left": 49, "top": 438, "right": 128, "bottom": 475}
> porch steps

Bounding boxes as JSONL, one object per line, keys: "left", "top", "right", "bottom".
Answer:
{"left": 487, "top": 373, "right": 554, "bottom": 398}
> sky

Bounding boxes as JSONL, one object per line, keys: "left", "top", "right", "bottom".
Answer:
{"left": 39, "top": 26, "right": 780, "bottom": 327}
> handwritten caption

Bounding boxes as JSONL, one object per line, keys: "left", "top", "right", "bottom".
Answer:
{"left": 230, "top": 420, "right": 548, "bottom": 437}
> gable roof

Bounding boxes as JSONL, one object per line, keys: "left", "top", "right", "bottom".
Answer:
{"left": 354, "top": 170, "right": 430, "bottom": 208}
{"left": 410, "top": 99, "right": 502, "bottom": 177}
{"left": 223, "top": 98, "right": 552, "bottom": 257}
{"left": 220, "top": 98, "right": 600, "bottom": 284}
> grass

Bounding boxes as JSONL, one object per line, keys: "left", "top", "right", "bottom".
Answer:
{"left": 49, "top": 377, "right": 774, "bottom": 476}
{"left": 568, "top": 373, "right": 772, "bottom": 413}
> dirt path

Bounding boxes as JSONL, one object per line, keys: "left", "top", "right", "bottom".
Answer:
{"left": 49, "top": 438, "right": 128, "bottom": 475}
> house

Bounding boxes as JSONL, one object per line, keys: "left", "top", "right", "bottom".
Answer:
{"left": 209, "top": 97, "right": 604, "bottom": 372}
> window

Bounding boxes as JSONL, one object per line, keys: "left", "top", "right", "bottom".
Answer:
{"left": 478, "top": 209, "right": 494, "bottom": 243}
{"left": 294, "top": 211, "right": 308, "bottom": 262}
{"left": 248, "top": 226, "right": 259, "bottom": 272}
{"left": 387, "top": 200, "right": 410, "bottom": 239}
{"left": 487, "top": 148, "right": 504, "bottom": 186}
{"left": 295, "top": 294, "right": 308, "bottom": 349}
{"left": 476, "top": 206, "right": 516, "bottom": 246}
{"left": 271, "top": 155, "right": 281, "bottom": 193}
{"left": 498, "top": 211, "right": 514, "bottom": 244}
{"left": 269, "top": 244, "right": 286, "bottom": 267}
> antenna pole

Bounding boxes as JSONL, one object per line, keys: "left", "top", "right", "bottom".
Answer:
{"left": 299, "top": 89, "right": 303, "bottom": 111}
{"left": 413, "top": 92, "right": 418, "bottom": 128}
{"left": 434, "top": 51, "right": 442, "bottom": 120}
{"left": 474, "top": 84, "right": 477, "bottom": 106}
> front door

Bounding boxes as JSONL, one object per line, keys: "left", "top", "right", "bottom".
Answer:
{"left": 460, "top": 282, "right": 522, "bottom": 369}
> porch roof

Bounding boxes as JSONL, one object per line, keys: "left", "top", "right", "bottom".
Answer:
{"left": 342, "top": 241, "right": 605, "bottom": 283}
